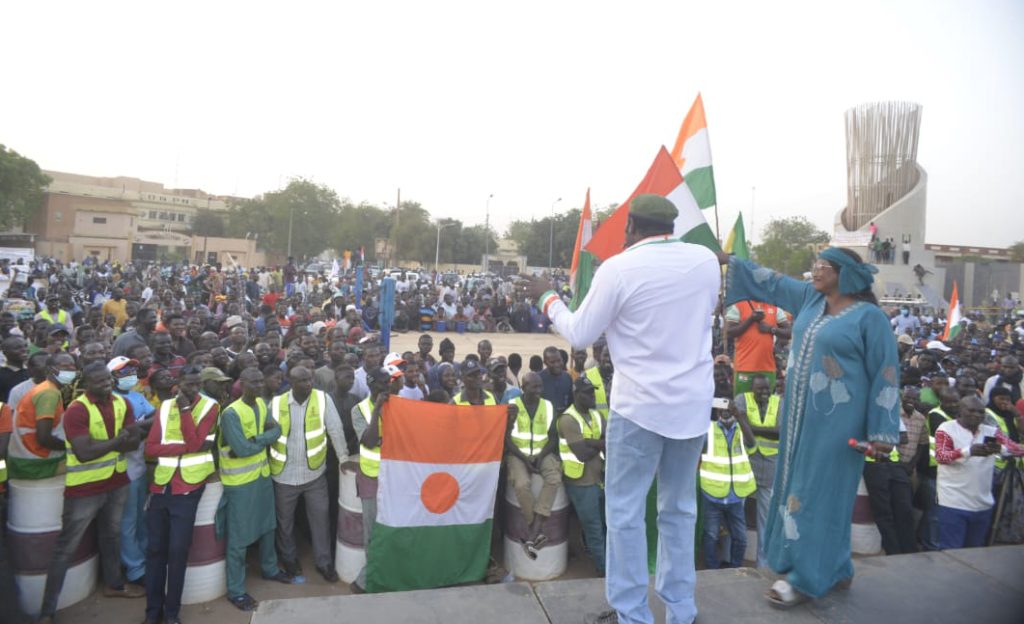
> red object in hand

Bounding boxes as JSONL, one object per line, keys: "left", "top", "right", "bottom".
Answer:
{"left": 848, "top": 438, "right": 874, "bottom": 454}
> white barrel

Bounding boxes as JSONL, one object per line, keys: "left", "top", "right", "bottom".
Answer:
{"left": 851, "top": 477, "right": 882, "bottom": 555}
{"left": 181, "top": 479, "right": 227, "bottom": 605}
{"left": 503, "top": 473, "right": 569, "bottom": 581}
{"left": 335, "top": 466, "right": 365, "bottom": 584}
{"left": 8, "top": 476, "right": 99, "bottom": 615}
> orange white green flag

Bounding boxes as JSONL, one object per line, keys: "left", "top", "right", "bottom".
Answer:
{"left": 569, "top": 189, "right": 595, "bottom": 310}
{"left": 365, "top": 397, "right": 506, "bottom": 592}
{"left": 943, "top": 281, "right": 963, "bottom": 341}
{"left": 585, "top": 93, "right": 720, "bottom": 261}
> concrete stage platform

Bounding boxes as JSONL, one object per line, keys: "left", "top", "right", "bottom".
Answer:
{"left": 251, "top": 545, "right": 1024, "bottom": 624}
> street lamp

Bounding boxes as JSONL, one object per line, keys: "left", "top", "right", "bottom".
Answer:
{"left": 484, "top": 193, "right": 494, "bottom": 273}
{"left": 435, "top": 221, "right": 457, "bottom": 274}
{"left": 548, "top": 197, "right": 562, "bottom": 270}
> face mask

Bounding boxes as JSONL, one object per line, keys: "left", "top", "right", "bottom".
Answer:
{"left": 117, "top": 375, "right": 139, "bottom": 391}
{"left": 55, "top": 370, "right": 78, "bottom": 386}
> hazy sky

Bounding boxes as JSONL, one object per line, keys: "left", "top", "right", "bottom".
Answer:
{"left": 3, "top": 0, "right": 1022, "bottom": 248}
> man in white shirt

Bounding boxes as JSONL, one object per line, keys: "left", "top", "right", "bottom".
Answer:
{"left": 528, "top": 195, "right": 719, "bottom": 624}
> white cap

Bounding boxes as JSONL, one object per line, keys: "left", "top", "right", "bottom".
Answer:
{"left": 106, "top": 356, "right": 139, "bottom": 372}
{"left": 925, "top": 340, "right": 951, "bottom": 352}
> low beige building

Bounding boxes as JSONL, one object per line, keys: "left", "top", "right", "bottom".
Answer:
{"left": 27, "top": 169, "right": 261, "bottom": 265}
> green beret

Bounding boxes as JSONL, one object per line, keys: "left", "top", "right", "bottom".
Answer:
{"left": 629, "top": 194, "right": 678, "bottom": 224}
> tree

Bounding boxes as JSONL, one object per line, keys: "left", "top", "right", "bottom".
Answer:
{"left": 191, "top": 208, "right": 225, "bottom": 237}
{"left": 229, "top": 178, "right": 341, "bottom": 259}
{"left": 753, "top": 216, "right": 830, "bottom": 276}
{"left": 0, "top": 145, "right": 51, "bottom": 230}
{"left": 1009, "top": 240, "right": 1024, "bottom": 263}
{"left": 507, "top": 208, "right": 582, "bottom": 268}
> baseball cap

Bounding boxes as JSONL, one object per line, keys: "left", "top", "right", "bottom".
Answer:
{"left": 461, "top": 358, "right": 483, "bottom": 376}
{"left": 48, "top": 323, "right": 70, "bottom": 336}
{"left": 486, "top": 357, "right": 507, "bottom": 373}
{"left": 384, "top": 352, "right": 406, "bottom": 368}
{"left": 345, "top": 304, "right": 357, "bottom": 312}
{"left": 200, "top": 367, "right": 232, "bottom": 382}
{"left": 897, "top": 334, "right": 914, "bottom": 346}
{"left": 107, "top": 356, "right": 140, "bottom": 372}
{"left": 573, "top": 376, "right": 595, "bottom": 393}
{"left": 926, "top": 340, "right": 952, "bottom": 352}
{"left": 225, "top": 315, "right": 245, "bottom": 329}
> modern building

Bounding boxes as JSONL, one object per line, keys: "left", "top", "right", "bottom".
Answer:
{"left": 26, "top": 170, "right": 263, "bottom": 266}
{"left": 830, "top": 101, "right": 947, "bottom": 309}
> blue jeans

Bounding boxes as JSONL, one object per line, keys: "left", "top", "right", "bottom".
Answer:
{"left": 121, "top": 477, "right": 149, "bottom": 582}
{"left": 937, "top": 505, "right": 993, "bottom": 550}
{"left": 565, "top": 483, "right": 606, "bottom": 574}
{"left": 917, "top": 476, "right": 940, "bottom": 550}
{"left": 701, "top": 499, "right": 746, "bottom": 569}
{"left": 606, "top": 411, "right": 704, "bottom": 624}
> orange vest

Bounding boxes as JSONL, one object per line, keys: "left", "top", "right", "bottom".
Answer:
{"left": 12, "top": 380, "right": 66, "bottom": 459}
{"left": 734, "top": 302, "right": 780, "bottom": 373}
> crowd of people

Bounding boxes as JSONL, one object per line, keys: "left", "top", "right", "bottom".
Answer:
{"left": 0, "top": 250, "right": 1022, "bottom": 622}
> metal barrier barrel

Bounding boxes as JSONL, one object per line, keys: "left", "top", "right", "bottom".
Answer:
{"left": 335, "top": 466, "right": 365, "bottom": 584}
{"left": 503, "top": 473, "right": 569, "bottom": 580}
{"left": 181, "top": 478, "right": 227, "bottom": 604}
{"left": 8, "top": 476, "right": 98, "bottom": 615}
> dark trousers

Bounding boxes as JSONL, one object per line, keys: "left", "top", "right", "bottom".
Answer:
{"left": 274, "top": 475, "right": 332, "bottom": 570}
{"left": 144, "top": 486, "right": 204, "bottom": 622}
{"left": 701, "top": 499, "right": 746, "bottom": 569}
{"left": 863, "top": 462, "right": 917, "bottom": 555}
{"left": 938, "top": 505, "right": 993, "bottom": 550}
{"left": 41, "top": 485, "right": 128, "bottom": 616}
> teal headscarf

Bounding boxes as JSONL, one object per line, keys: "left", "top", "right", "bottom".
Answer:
{"left": 819, "top": 247, "right": 878, "bottom": 295}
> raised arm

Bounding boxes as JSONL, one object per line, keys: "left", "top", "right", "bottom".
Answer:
{"left": 723, "top": 256, "right": 814, "bottom": 316}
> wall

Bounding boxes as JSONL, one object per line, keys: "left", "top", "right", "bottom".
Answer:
{"left": 73, "top": 210, "right": 135, "bottom": 238}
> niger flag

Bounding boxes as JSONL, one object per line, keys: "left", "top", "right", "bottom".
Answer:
{"left": 586, "top": 94, "right": 720, "bottom": 261}
{"left": 569, "top": 189, "right": 595, "bottom": 310}
{"left": 365, "top": 397, "right": 506, "bottom": 592}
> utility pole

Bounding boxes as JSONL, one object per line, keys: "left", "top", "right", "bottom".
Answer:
{"left": 484, "top": 193, "right": 494, "bottom": 272}
{"left": 548, "top": 197, "right": 562, "bottom": 270}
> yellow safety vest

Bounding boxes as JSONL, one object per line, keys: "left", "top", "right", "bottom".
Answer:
{"left": 153, "top": 396, "right": 217, "bottom": 486}
{"left": 269, "top": 390, "right": 328, "bottom": 475}
{"left": 986, "top": 408, "right": 1009, "bottom": 471}
{"left": 558, "top": 405, "right": 603, "bottom": 480}
{"left": 584, "top": 367, "right": 609, "bottom": 420}
{"left": 927, "top": 408, "right": 953, "bottom": 468}
{"left": 217, "top": 397, "right": 270, "bottom": 487}
{"left": 743, "top": 393, "right": 779, "bottom": 456}
{"left": 357, "top": 397, "right": 381, "bottom": 478}
{"left": 453, "top": 390, "right": 496, "bottom": 406}
{"left": 510, "top": 397, "right": 551, "bottom": 457}
{"left": 699, "top": 421, "right": 756, "bottom": 499}
{"left": 65, "top": 394, "right": 128, "bottom": 487}
{"left": 0, "top": 401, "right": 7, "bottom": 485}
{"left": 864, "top": 443, "right": 900, "bottom": 463}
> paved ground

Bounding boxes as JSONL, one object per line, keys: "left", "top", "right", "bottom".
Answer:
{"left": 249, "top": 545, "right": 1024, "bottom": 624}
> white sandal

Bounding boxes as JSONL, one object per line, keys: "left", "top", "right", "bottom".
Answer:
{"left": 765, "top": 579, "right": 809, "bottom": 609}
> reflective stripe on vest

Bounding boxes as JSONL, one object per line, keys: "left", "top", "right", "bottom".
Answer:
{"left": 153, "top": 397, "right": 217, "bottom": 485}
{"left": 357, "top": 398, "right": 381, "bottom": 478}
{"left": 559, "top": 405, "right": 602, "bottom": 480}
{"left": 986, "top": 409, "right": 1009, "bottom": 471}
{"left": 453, "top": 390, "right": 496, "bottom": 406}
{"left": 584, "top": 367, "right": 608, "bottom": 419}
{"left": 744, "top": 393, "right": 780, "bottom": 456}
{"left": 927, "top": 408, "right": 953, "bottom": 468}
{"left": 269, "top": 390, "right": 328, "bottom": 475}
{"left": 217, "top": 397, "right": 269, "bottom": 486}
{"left": 510, "top": 397, "right": 551, "bottom": 456}
{"left": 699, "top": 421, "right": 756, "bottom": 499}
{"left": 65, "top": 394, "right": 127, "bottom": 487}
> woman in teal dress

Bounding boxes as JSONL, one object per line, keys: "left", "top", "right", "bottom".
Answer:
{"left": 722, "top": 247, "right": 900, "bottom": 606}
